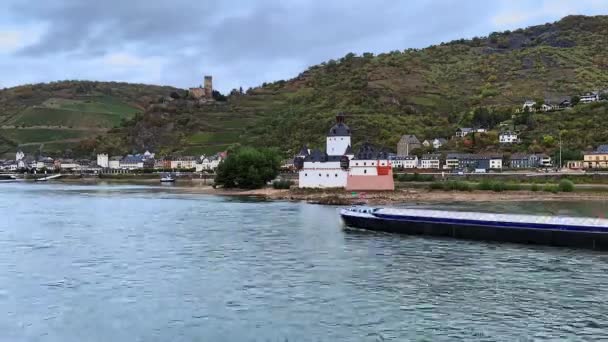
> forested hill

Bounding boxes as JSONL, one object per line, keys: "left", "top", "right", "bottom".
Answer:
{"left": 0, "top": 81, "right": 179, "bottom": 157}
{"left": 17, "top": 15, "right": 608, "bottom": 158}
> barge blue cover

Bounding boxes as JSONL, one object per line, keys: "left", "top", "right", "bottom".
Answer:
{"left": 340, "top": 207, "right": 608, "bottom": 250}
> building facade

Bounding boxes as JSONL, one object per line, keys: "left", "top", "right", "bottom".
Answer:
{"left": 499, "top": 132, "right": 519, "bottom": 144}
{"left": 397, "top": 135, "right": 421, "bottom": 156}
{"left": 583, "top": 145, "right": 608, "bottom": 168}
{"left": 420, "top": 154, "right": 441, "bottom": 169}
{"left": 297, "top": 113, "right": 393, "bottom": 190}
{"left": 97, "top": 154, "right": 109, "bottom": 168}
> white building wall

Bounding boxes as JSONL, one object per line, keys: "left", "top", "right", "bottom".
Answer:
{"left": 97, "top": 154, "right": 109, "bottom": 168}
{"left": 299, "top": 162, "right": 347, "bottom": 188}
{"left": 109, "top": 160, "right": 120, "bottom": 169}
{"left": 499, "top": 134, "right": 518, "bottom": 143}
{"left": 420, "top": 159, "right": 440, "bottom": 169}
{"left": 326, "top": 136, "right": 351, "bottom": 156}
{"left": 403, "top": 159, "right": 418, "bottom": 168}
{"left": 490, "top": 159, "right": 502, "bottom": 169}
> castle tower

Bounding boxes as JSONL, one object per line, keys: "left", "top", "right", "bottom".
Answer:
{"left": 326, "top": 113, "right": 351, "bottom": 156}
{"left": 204, "top": 75, "right": 213, "bottom": 98}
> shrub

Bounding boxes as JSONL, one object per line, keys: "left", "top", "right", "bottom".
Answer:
{"left": 543, "top": 185, "right": 559, "bottom": 193}
{"left": 492, "top": 182, "right": 505, "bottom": 192}
{"left": 432, "top": 181, "right": 472, "bottom": 191}
{"left": 397, "top": 173, "right": 434, "bottom": 182}
{"left": 429, "top": 182, "right": 444, "bottom": 190}
{"left": 272, "top": 179, "right": 294, "bottom": 189}
{"left": 530, "top": 184, "right": 540, "bottom": 192}
{"left": 558, "top": 179, "right": 575, "bottom": 192}
{"left": 504, "top": 183, "right": 521, "bottom": 191}
{"left": 477, "top": 180, "right": 493, "bottom": 191}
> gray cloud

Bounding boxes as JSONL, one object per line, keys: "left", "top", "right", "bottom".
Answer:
{"left": 4, "top": 0, "right": 600, "bottom": 91}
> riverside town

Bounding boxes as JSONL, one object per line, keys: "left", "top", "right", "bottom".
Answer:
{"left": 4, "top": 8, "right": 608, "bottom": 341}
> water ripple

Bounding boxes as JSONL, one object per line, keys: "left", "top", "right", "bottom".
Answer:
{"left": 1, "top": 183, "right": 608, "bottom": 341}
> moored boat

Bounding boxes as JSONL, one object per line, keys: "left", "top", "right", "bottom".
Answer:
{"left": 160, "top": 174, "right": 176, "bottom": 183}
{"left": 340, "top": 206, "right": 608, "bottom": 250}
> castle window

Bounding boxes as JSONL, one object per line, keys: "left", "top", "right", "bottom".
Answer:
{"left": 364, "top": 162, "right": 366, "bottom": 166}
{"left": 335, "top": 174, "right": 338, "bottom": 177}
{"left": 305, "top": 173, "right": 307, "bottom": 176}
{"left": 319, "top": 173, "right": 322, "bottom": 177}
{"left": 326, "top": 174, "right": 329, "bottom": 177}
{"left": 364, "top": 170, "right": 367, "bottom": 174}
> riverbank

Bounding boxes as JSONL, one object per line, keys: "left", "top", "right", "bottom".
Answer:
{"left": 15, "top": 178, "right": 608, "bottom": 204}
{"left": 183, "top": 186, "right": 608, "bottom": 205}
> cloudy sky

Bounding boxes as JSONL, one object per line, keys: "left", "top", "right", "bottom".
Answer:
{"left": 0, "top": 0, "right": 607, "bottom": 92}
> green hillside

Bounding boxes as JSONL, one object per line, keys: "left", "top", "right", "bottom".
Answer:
{"left": 0, "top": 81, "right": 178, "bottom": 156}
{"left": 88, "top": 15, "right": 608, "bottom": 159}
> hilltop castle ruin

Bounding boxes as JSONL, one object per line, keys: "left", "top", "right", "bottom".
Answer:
{"left": 189, "top": 75, "right": 213, "bottom": 100}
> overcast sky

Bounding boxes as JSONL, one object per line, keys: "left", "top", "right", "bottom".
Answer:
{"left": 0, "top": 0, "right": 607, "bottom": 92}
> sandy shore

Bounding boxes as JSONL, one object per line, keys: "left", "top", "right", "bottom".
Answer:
{"left": 178, "top": 186, "right": 608, "bottom": 204}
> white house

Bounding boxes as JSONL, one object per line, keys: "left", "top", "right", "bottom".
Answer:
{"left": 171, "top": 156, "right": 196, "bottom": 169}
{"left": 579, "top": 92, "right": 599, "bottom": 104}
{"left": 391, "top": 156, "right": 418, "bottom": 169}
{"left": 198, "top": 154, "right": 224, "bottom": 171}
{"left": 489, "top": 156, "right": 503, "bottom": 170}
{"left": 456, "top": 128, "right": 473, "bottom": 138}
{"left": 499, "top": 131, "right": 519, "bottom": 144}
{"left": 97, "top": 153, "right": 109, "bottom": 168}
{"left": 420, "top": 154, "right": 441, "bottom": 169}
{"left": 432, "top": 138, "right": 447, "bottom": 149}
{"left": 60, "top": 159, "right": 79, "bottom": 170}
{"left": 522, "top": 100, "right": 536, "bottom": 111}
{"left": 35, "top": 157, "right": 54, "bottom": 170}
{"left": 109, "top": 156, "right": 122, "bottom": 169}
{"left": 143, "top": 150, "right": 155, "bottom": 159}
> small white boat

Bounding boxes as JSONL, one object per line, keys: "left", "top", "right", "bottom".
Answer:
{"left": 160, "top": 174, "right": 175, "bottom": 183}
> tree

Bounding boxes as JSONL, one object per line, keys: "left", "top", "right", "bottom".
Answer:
{"left": 571, "top": 95, "right": 580, "bottom": 106}
{"left": 214, "top": 147, "right": 282, "bottom": 189}
{"left": 212, "top": 90, "right": 227, "bottom": 101}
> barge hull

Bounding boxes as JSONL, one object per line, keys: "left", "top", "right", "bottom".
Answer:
{"left": 341, "top": 215, "right": 608, "bottom": 250}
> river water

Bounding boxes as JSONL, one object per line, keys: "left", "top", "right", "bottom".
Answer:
{"left": 2, "top": 183, "right": 608, "bottom": 341}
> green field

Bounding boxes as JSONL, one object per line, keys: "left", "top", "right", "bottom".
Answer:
{"left": 0, "top": 128, "right": 92, "bottom": 143}
{"left": 186, "top": 131, "right": 241, "bottom": 144}
{"left": 8, "top": 96, "right": 140, "bottom": 129}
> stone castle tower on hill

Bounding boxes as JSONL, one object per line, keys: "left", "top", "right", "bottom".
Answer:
{"left": 189, "top": 75, "right": 213, "bottom": 100}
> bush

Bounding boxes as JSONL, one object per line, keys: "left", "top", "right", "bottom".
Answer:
{"left": 530, "top": 184, "right": 540, "bottom": 192}
{"left": 558, "top": 179, "right": 575, "bottom": 192}
{"left": 543, "top": 185, "right": 559, "bottom": 193}
{"left": 429, "top": 182, "right": 444, "bottom": 190}
{"left": 477, "top": 180, "right": 493, "bottom": 191}
{"left": 430, "top": 181, "right": 472, "bottom": 191}
{"left": 492, "top": 182, "right": 505, "bottom": 192}
{"left": 272, "top": 179, "right": 293, "bottom": 189}
{"left": 397, "top": 173, "right": 434, "bottom": 182}
{"left": 504, "top": 183, "right": 521, "bottom": 191}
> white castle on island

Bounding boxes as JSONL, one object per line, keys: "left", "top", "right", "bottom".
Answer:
{"left": 295, "top": 113, "right": 394, "bottom": 190}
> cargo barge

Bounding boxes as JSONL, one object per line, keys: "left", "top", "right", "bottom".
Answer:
{"left": 340, "top": 206, "right": 608, "bottom": 250}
